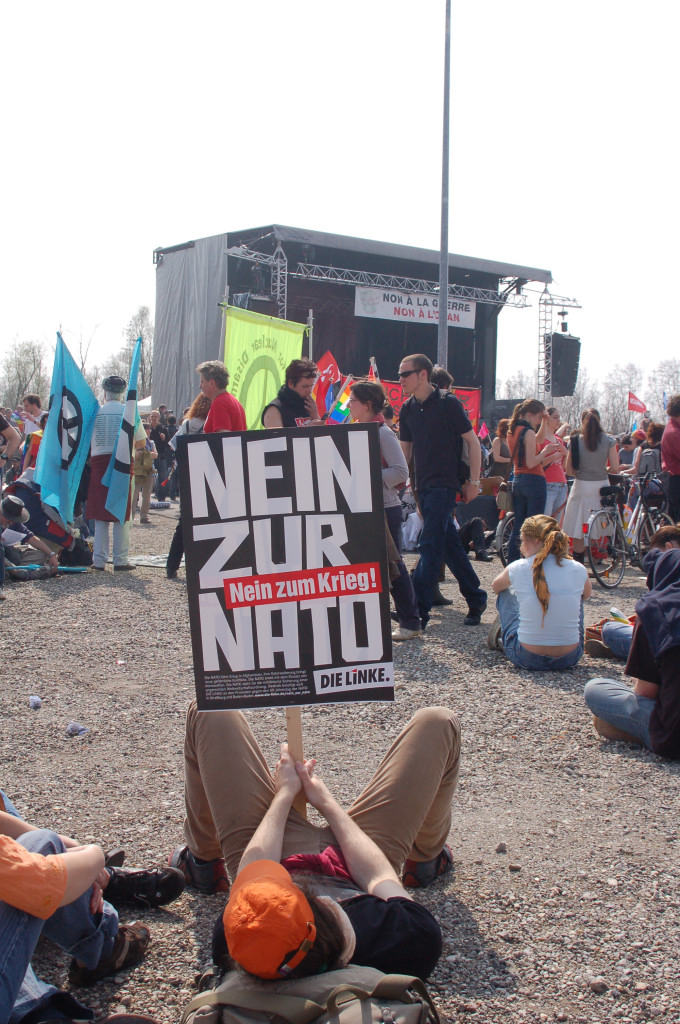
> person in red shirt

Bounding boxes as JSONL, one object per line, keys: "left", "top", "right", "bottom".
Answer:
{"left": 196, "top": 361, "right": 246, "bottom": 434}
{"left": 661, "top": 393, "right": 680, "bottom": 522}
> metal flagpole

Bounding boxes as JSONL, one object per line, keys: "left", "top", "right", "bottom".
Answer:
{"left": 437, "top": 0, "right": 451, "bottom": 369}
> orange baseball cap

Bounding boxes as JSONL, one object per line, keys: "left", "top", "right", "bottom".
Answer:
{"left": 222, "top": 860, "right": 317, "bottom": 979}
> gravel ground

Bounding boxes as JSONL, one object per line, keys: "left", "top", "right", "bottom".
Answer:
{"left": 1, "top": 504, "right": 679, "bottom": 1024}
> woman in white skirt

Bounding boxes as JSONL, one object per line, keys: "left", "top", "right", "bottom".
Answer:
{"left": 563, "top": 409, "right": 620, "bottom": 564}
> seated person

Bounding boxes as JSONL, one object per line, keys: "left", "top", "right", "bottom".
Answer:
{"left": 489, "top": 514, "right": 591, "bottom": 671}
{"left": 455, "top": 515, "right": 493, "bottom": 562}
{"left": 0, "top": 790, "right": 183, "bottom": 1022}
{"left": 585, "top": 525, "right": 680, "bottom": 660}
{"left": 171, "top": 705, "right": 461, "bottom": 981}
{"left": 1, "top": 495, "right": 60, "bottom": 596}
{"left": 584, "top": 547, "right": 680, "bottom": 757}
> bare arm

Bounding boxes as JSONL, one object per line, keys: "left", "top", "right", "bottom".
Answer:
{"left": 460, "top": 429, "right": 482, "bottom": 503}
{"left": 236, "top": 743, "right": 299, "bottom": 873}
{"left": 491, "top": 437, "right": 510, "bottom": 464}
{"left": 263, "top": 406, "right": 285, "bottom": 429}
{"left": 607, "top": 444, "right": 620, "bottom": 474}
{"left": 1, "top": 423, "right": 21, "bottom": 460}
{"left": 295, "top": 761, "right": 410, "bottom": 901}
{"left": 633, "top": 678, "right": 659, "bottom": 699}
{"left": 582, "top": 578, "right": 592, "bottom": 599}
{"left": 491, "top": 565, "right": 512, "bottom": 594}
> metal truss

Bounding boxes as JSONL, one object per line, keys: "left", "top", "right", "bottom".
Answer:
{"left": 536, "top": 287, "right": 582, "bottom": 401}
{"left": 293, "top": 263, "right": 529, "bottom": 308}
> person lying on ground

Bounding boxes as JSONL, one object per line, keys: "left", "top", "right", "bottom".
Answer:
{"left": 584, "top": 547, "right": 680, "bottom": 757}
{"left": 0, "top": 791, "right": 184, "bottom": 1023}
{"left": 489, "top": 514, "right": 591, "bottom": 671}
{"left": 585, "top": 525, "right": 680, "bottom": 661}
{"left": 171, "top": 704, "right": 461, "bottom": 981}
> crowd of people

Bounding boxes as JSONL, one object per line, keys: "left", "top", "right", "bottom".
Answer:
{"left": 2, "top": 358, "right": 680, "bottom": 1024}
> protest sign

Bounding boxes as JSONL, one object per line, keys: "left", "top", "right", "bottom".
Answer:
{"left": 178, "top": 423, "right": 394, "bottom": 711}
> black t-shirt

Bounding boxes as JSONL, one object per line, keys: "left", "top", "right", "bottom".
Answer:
{"left": 625, "top": 620, "right": 680, "bottom": 758}
{"left": 211, "top": 893, "right": 441, "bottom": 982}
{"left": 149, "top": 425, "right": 170, "bottom": 455}
{"left": 399, "top": 388, "right": 472, "bottom": 492}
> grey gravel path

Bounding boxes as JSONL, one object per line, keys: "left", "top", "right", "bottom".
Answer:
{"left": 1, "top": 504, "right": 678, "bottom": 1024}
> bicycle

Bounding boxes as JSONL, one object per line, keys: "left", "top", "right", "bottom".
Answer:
{"left": 584, "top": 474, "right": 674, "bottom": 588}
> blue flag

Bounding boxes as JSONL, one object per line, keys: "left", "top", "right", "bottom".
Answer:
{"left": 34, "top": 333, "right": 99, "bottom": 523}
{"left": 102, "top": 338, "right": 142, "bottom": 522}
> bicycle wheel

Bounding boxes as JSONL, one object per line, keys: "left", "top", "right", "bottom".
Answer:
{"left": 496, "top": 513, "right": 514, "bottom": 567}
{"left": 586, "top": 510, "right": 626, "bottom": 588}
{"left": 638, "top": 509, "right": 675, "bottom": 558}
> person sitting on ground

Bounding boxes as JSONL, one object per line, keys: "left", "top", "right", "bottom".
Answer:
{"left": 262, "top": 358, "right": 324, "bottom": 428}
{"left": 455, "top": 514, "right": 493, "bottom": 562}
{"left": 584, "top": 525, "right": 680, "bottom": 661}
{"left": 0, "top": 495, "right": 60, "bottom": 598}
{"left": 171, "top": 704, "right": 461, "bottom": 981}
{"left": 583, "top": 547, "right": 680, "bottom": 757}
{"left": 489, "top": 514, "right": 591, "bottom": 671}
{"left": 0, "top": 790, "right": 184, "bottom": 1023}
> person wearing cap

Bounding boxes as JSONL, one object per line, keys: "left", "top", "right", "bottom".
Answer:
{"left": 86, "top": 376, "right": 146, "bottom": 571}
{"left": 0, "top": 495, "right": 59, "bottom": 600}
{"left": 172, "top": 704, "right": 461, "bottom": 981}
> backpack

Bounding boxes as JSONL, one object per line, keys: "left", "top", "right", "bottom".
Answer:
{"left": 637, "top": 446, "right": 662, "bottom": 477}
{"left": 134, "top": 448, "right": 156, "bottom": 478}
{"left": 180, "top": 966, "right": 441, "bottom": 1024}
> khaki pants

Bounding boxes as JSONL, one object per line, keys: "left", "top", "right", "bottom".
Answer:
{"left": 183, "top": 703, "right": 461, "bottom": 881}
{"left": 133, "top": 474, "right": 154, "bottom": 520}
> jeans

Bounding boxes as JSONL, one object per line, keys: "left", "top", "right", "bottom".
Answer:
{"left": 413, "top": 487, "right": 486, "bottom": 627}
{"left": 385, "top": 505, "right": 421, "bottom": 630}
{"left": 507, "top": 474, "right": 547, "bottom": 564}
{"left": 155, "top": 454, "right": 170, "bottom": 500}
{"left": 496, "top": 588, "right": 584, "bottom": 671}
{"left": 544, "top": 481, "right": 568, "bottom": 519}
{"left": 583, "top": 678, "right": 654, "bottom": 748}
{"left": 0, "top": 829, "right": 118, "bottom": 1024}
{"left": 601, "top": 621, "right": 633, "bottom": 659}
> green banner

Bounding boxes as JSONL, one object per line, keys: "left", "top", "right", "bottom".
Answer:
{"left": 224, "top": 306, "right": 306, "bottom": 428}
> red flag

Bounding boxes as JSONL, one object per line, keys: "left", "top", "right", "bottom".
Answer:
{"left": 312, "top": 350, "right": 341, "bottom": 416}
{"left": 478, "top": 420, "right": 489, "bottom": 439}
{"left": 627, "top": 391, "right": 646, "bottom": 413}
{"left": 368, "top": 356, "right": 379, "bottom": 381}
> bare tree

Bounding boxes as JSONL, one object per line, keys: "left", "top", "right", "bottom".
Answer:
{"left": 600, "top": 363, "right": 644, "bottom": 435}
{"left": 645, "top": 358, "right": 680, "bottom": 420}
{"left": 498, "top": 368, "right": 539, "bottom": 400}
{"left": 99, "top": 306, "right": 154, "bottom": 398}
{"left": 555, "top": 369, "right": 601, "bottom": 432}
{"left": 0, "top": 338, "right": 52, "bottom": 408}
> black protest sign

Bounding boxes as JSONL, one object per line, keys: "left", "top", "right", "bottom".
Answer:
{"left": 177, "top": 423, "right": 394, "bottom": 710}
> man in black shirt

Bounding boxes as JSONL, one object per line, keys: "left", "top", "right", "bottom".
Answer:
{"left": 398, "top": 353, "right": 487, "bottom": 628}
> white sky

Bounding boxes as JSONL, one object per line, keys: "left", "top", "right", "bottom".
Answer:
{"left": 2, "top": 0, "right": 678, "bottom": 388}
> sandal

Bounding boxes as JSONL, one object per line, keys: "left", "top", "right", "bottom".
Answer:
{"left": 68, "top": 922, "right": 150, "bottom": 987}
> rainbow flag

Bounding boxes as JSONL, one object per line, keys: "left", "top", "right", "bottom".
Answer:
{"left": 327, "top": 376, "right": 354, "bottom": 424}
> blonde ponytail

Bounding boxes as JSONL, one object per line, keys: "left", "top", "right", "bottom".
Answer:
{"left": 520, "top": 515, "right": 571, "bottom": 622}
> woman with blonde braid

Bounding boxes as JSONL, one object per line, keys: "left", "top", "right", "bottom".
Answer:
{"left": 490, "top": 515, "right": 591, "bottom": 670}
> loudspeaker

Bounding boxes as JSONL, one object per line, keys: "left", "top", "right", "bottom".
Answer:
{"left": 489, "top": 399, "right": 520, "bottom": 429}
{"left": 550, "top": 333, "right": 580, "bottom": 397}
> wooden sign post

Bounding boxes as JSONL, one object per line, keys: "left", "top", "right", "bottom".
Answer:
{"left": 286, "top": 706, "right": 307, "bottom": 819}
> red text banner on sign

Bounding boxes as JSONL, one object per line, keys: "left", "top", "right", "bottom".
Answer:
{"left": 224, "top": 562, "right": 383, "bottom": 609}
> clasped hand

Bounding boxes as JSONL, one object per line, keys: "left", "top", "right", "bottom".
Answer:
{"left": 274, "top": 742, "right": 334, "bottom": 812}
